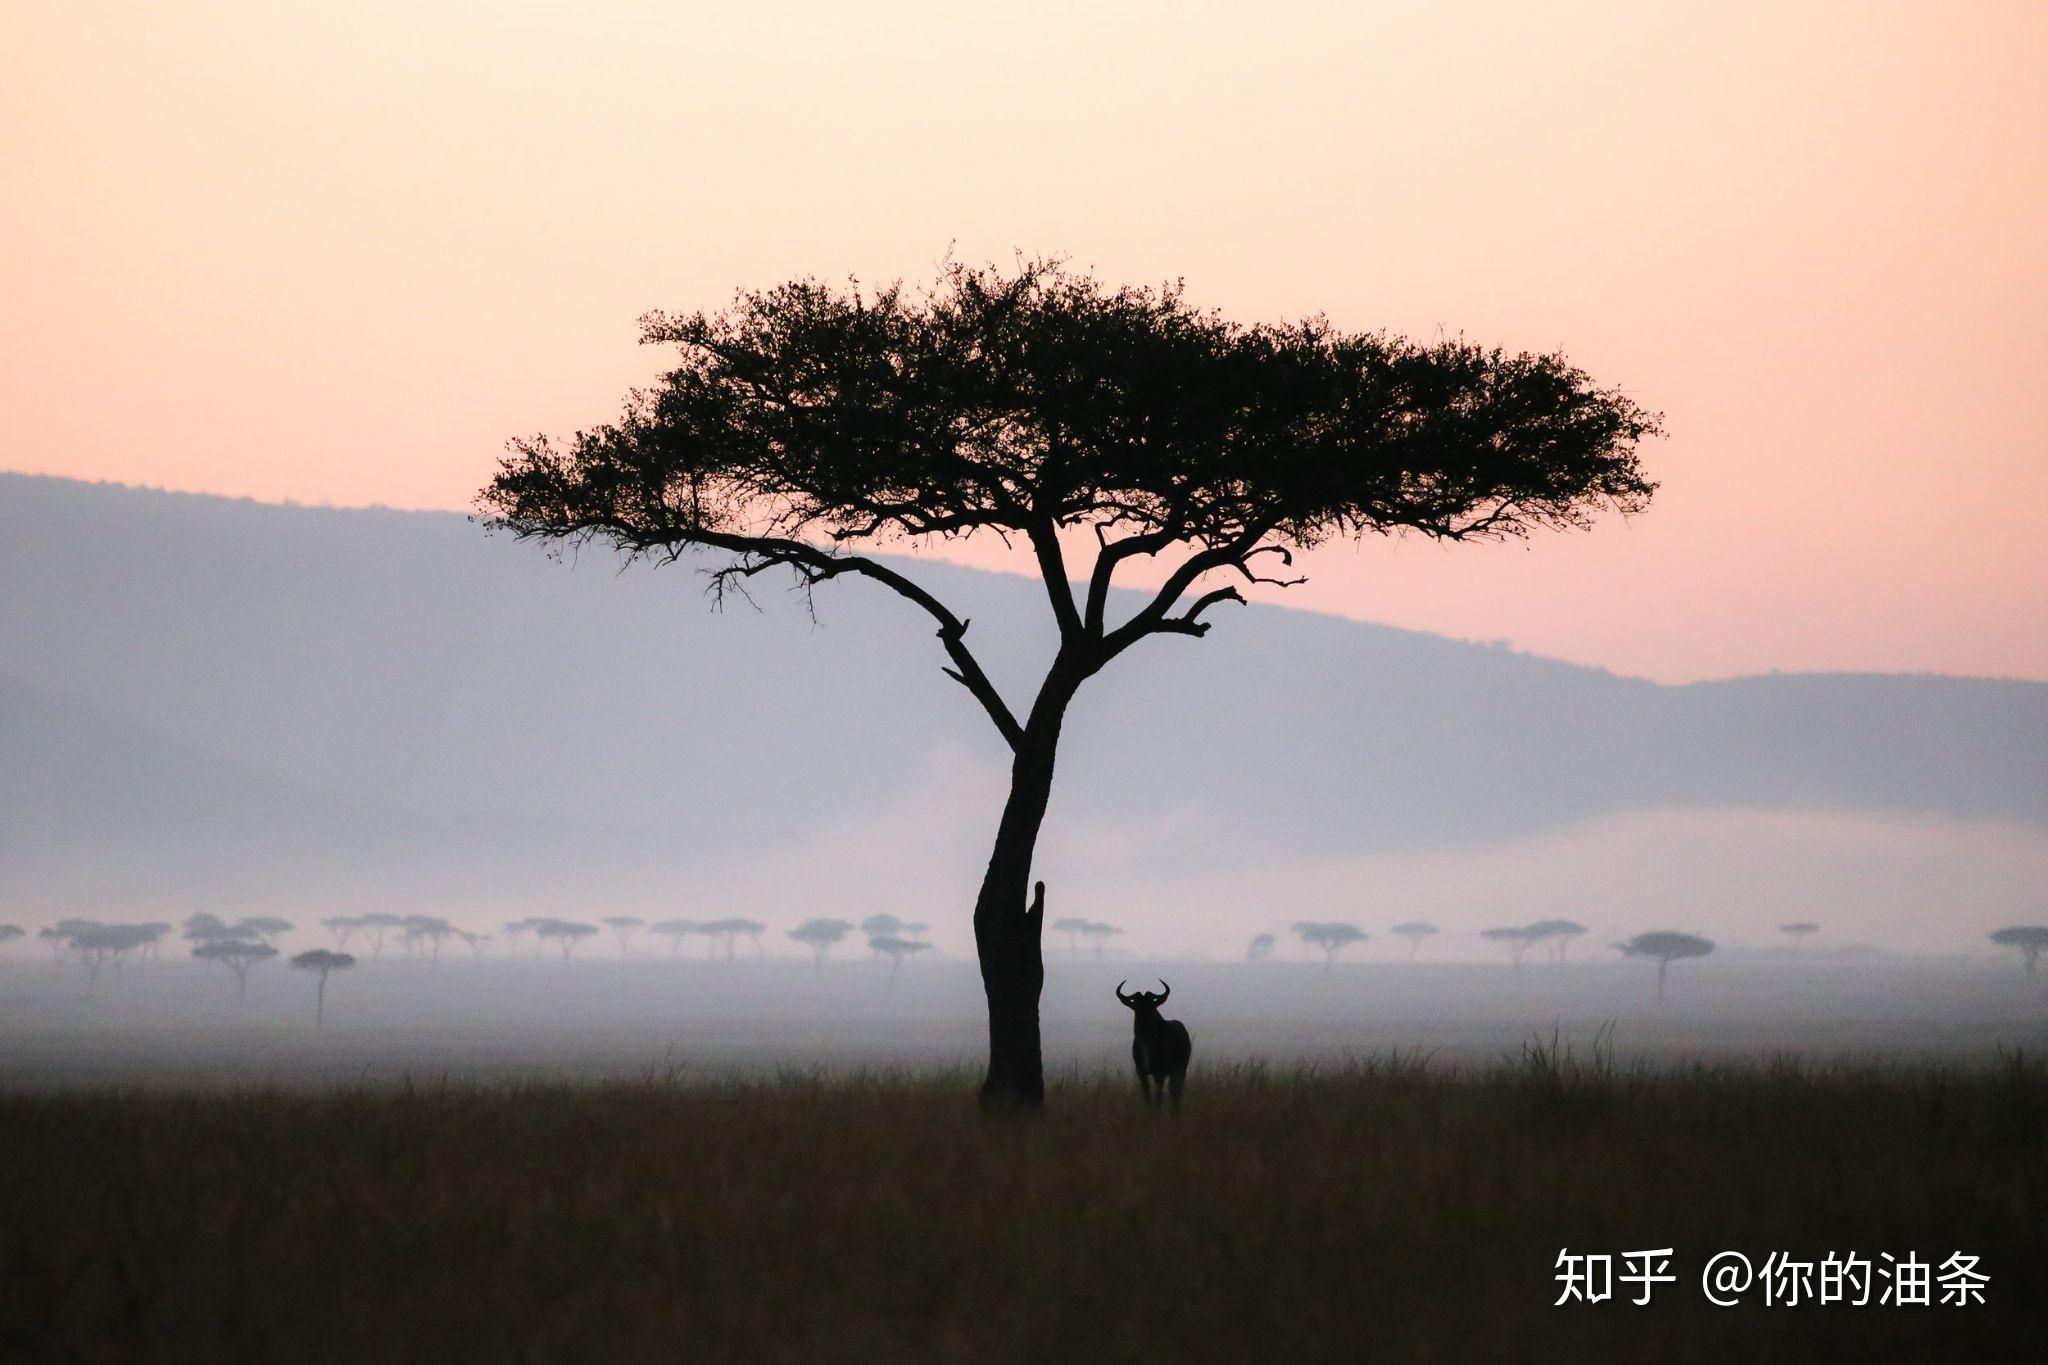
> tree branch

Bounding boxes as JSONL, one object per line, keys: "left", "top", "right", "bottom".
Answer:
{"left": 1026, "top": 515, "right": 1083, "bottom": 640}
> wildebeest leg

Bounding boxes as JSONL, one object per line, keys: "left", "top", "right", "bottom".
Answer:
{"left": 1167, "top": 1069, "right": 1185, "bottom": 1111}
{"left": 1134, "top": 1063, "right": 1153, "bottom": 1103}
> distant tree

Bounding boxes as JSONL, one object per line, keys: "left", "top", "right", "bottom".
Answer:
{"left": 502, "top": 918, "right": 540, "bottom": 952}
{"left": 1619, "top": 931, "right": 1715, "bottom": 1003}
{"left": 1525, "top": 919, "right": 1589, "bottom": 961}
{"left": 701, "top": 918, "right": 768, "bottom": 962}
{"left": 534, "top": 919, "right": 599, "bottom": 959}
{"left": 68, "top": 923, "right": 158, "bottom": 982}
{"left": 182, "top": 913, "right": 258, "bottom": 946}
{"left": 788, "top": 918, "right": 856, "bottom": 974}
{"left": 356, "top": 913, "right": 406, "bottom": 958}
{"left": 1052, "top": 917, "right": 1093, "bottom": 954}
{"left": 1388, "top": 922, "right": 1438, "bottom": 961}
{"left": 1481, "top": 925, "right": 1541, "bottom": 969}
{"left": 479, "top": 258, "right": 1659, "bottom": 1107}
{"left": 290, "top": 949, "right": 356, "bottom": 1028}
{"left": 322, "top": 915, "right": 363, "bottom": 949}
{"left": 602, "top": 916, "right": 645, "bottom": 957}
{"left": 1246, "top": 932, "right": 1276, "bottom": 961}
{"left": 1294, "top": 921, "right": 1368, "bottom": 966}
{"left": 0, "top": 924, "right": 23, "bottom": 948}
{"left": 860, "top": 914, "right": 906, "bottom": 940}
{"left": 1989, "top": 926, "right": 2048, "bottom": 976}
{"left": 236, "top": 916, "right": 295, "bottom": 946}
{"left": 38, "top": 926, "right": 70, "bottom": 959}
{"left": 193, "top": 939, "right": 279, "bottom": 1000}
{"left": 458, "top": 930, "right": 492, "bottom": 959}
{"left": 869, "top": 934, "right": 932, "bottom": 982}
{"left": 1779, "top": 922, "right": 1820, "bottom": 948}
{"left": 1080, "top": 921, "right": 1123, "bottom": 959}
{"left": 648, "top": 919, "right": 701, "bottom": 958}
{"left": 137, "top": 923, "right": 172, "bottom": 959}
{"left": 399, "top": 914, "right": 457, "bottom": 963}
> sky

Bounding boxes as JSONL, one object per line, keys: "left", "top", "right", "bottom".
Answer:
{"left": 3, "top": 1, "right": 2043, "bottom": 684}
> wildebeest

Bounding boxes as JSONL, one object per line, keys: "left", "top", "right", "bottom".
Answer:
{"left": 1116, "top": 979, "right": 1192, "bottom": 1109}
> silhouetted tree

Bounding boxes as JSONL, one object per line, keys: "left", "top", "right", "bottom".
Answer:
{"left": 860, "top": 914, "right": 905, "bottom": 940}
{"left": 534, "top": 919, "right": 599, "bottom": 959}
{"left": 182, "top": 913, "right": 258, "bottom": 947}
{"left": 603, "top": 915, "right": 645, "bottom": 957}
{"left": 236, "top": 916, "right": 294, "bottom": 946}
{"left": 869, "top": 934, "right": 931, "bottom": 982}
{"left": 1080, "top": 921, "right": 1122, "bottom": 959}
{"left": 1389, "top": 922, "right": 1438, "bottom": 960}
{"left": 290, "top": 949, "right": 356, "bottom": 1028}
{"left": 1990, "top": 926, "right": 2048, "bottom": 976}
{"left": 38, "top": 926, "right": 69, "bottom": 959}
{"left": 701, "top": 917, "right": 767, "bottom": 962}
{"left": 1619, "top": 931, "right": 1714, "bottom": 1003}
{"left": 136, "top": 923, "right": 171, "bottom": 959}
{"left": 322, "top": 915, "right": 363, "bottom": 949}
{"left": 67, "top": 923, "right": 157, "bottom": 982}
{"left": 502, "top": 918, "right": 540, "bottom": 952}
{"left": 1294, "top": 921, "right": 1367, "bottom": 966}
{"left": 1525, "top": 918, "right": 1588, "bottom": 961}
{"left": 479, "top": 258, "right": 1659, "bottom": 1105}
{"left": 1052, "top": 916, "right": 1093, "bottom": 954}
{"left": 400, "top": 914, "right": 457, "bottom": 963}
{"left": 649, "top": 918, "right": 701, "bottom": 957}
{"left": 788, "top": 918, "right": 855, "bottom": 973}
{"left": 193, "top": 939, "right": 278, "bottom": 1000}
{"left": 0, "top": 924, "right": 22, "bottom": 949}
{"left": 1779, "top": 922, "right": 1819, "bottom": 948}
{"left": 1481, "top": 925, "right": 1541, "bottom": 970}
{"left": 1246, "top": 932, "right": 1276, "bottom": 961}
{"left": 458, "top": 930, "right": 492, "bottom": 959}
{"left": 356, "top": 913, "right": 405, "bottom": 958}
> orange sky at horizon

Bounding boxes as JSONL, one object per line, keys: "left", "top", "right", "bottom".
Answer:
{"left": 3, "top": 1, "right": 2043, "bottom": 684}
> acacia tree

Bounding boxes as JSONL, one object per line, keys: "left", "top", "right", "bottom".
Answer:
{"left": 1388, "top": 921, "right": 1438, "bottom": 961}
{"left": 1079, "top": 921, "right": 1122, "bottom": 959}
{"left": 1779, "top": 921, "right": 1819, "bottom": 949}
{"left": 1245, "top": 932, "right": 1276, "bottom": 961}
{"left": 236, "top": 916, "right": 295, "bottom": 946}
{"left": 649, "top": 918, "right": 701, "bottom": 957}
{"left": 603, "top": 915, "right": 645, "bottom": 957}
{"left": 1481, "top": 925, "right": 1542, "bottom": 970}
{"left": 701, "top": 917, "right": 767, "bottom": 962}
{"left": 1294, "top": 921, "right": 1367, "bottom": 966}
{"left": 0, "top": 925, "right": 23, "bottom": 949}
{"left": 869, "top": 934, "right": 931, "bottom": 982}
{"left": 193, "top": 939, "right": 278, "bottom": 1000}
{"left": 788, "top": 918, "right": 855, "bottom": 973}
{"left": 534, "top": 919, "right": 599, "bottom": 959}
{"left": 479, "top": 259, "right": 1657, "bottom": 1106}
{"left": 1619, "top": 931, "right": 1714, "bottom": 1003}
{"left": 290, "top": 949, "right": 356, "bottom": 1028}
{"left": 1525, "top": 918, "right": 1588, "bottom": 961}
{"left": 1989, "top": 926, "right": 2048, "bottom": 976}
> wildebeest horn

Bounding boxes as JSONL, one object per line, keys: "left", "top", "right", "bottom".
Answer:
{"left": 1115, "top": 980, "right": 1132, "bottom": 1004}
{"left": 1155, "top": 979, "right": 1170, "bottom": 1004}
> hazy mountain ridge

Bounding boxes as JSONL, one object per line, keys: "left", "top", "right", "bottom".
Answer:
{"left": 1, "top": 472, "right": 2042, "bottom": 915}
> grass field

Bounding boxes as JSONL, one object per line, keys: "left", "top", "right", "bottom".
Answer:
{"left": 4, "top": 1044, "right": 2042, "bottom": 1363}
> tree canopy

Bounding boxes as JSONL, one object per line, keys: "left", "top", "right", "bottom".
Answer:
{"left": 480, "top": 258, "right": 1657, "bottom": 751}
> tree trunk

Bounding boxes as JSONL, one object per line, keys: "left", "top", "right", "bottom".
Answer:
{"left": 315, "top": 973, "right": 328, "bottom": 1029}
{"left": 973, "top": 667, "right": 1080, "bottom": 1110}
{"left": 1656, "top": 958, "right": 1668, "bottom": 1003}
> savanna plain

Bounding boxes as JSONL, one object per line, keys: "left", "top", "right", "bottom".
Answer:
{"left": 4, "top": 951, "right": 2045, "bottom": 1361}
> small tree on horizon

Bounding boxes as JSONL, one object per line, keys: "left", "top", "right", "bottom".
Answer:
{"left": 1525, "top": 919, "right": 1588, "bottom": 961}
{"left": 1052, "top": 917, "right": 1092, "bottom": 954}
{"left": 356, "top": 913, "right": 405, "bottom": 958}
{"left": 290, "top": 949, "right": 356, "bottom": 1028}
{"left": 788, "top": 918, "right": 856, "bottom": 974}
{"left": 1619, "top": 931, "right": 1715, "bottom": 1003}
{"left": 1481, "top": 925, "right": 1542, "bottom": 970}
{"left": 602, "top": 916, "right": 645, "bottom": 957}
{"left": 1388, "top": 922, "right": 1438, "bottom": 961}
{"left": 1989, "top": 926, "right": 2048, "bottom": 976}
{"left": 322, "top": 916, "right": 362, "bottom": 949}
{"left": 1080, "top": 921, "right": 1122, "bottom": 959}
{"left": 1294, "top": 921, "right": 1367, "bottom": 966}
{"left": 649, "top": 919, "right": 701, "bottom": 957}
{"left": 458, "top": 930, "right": 492, "bottom": 958}
{"left": 701, "top": 918, "right": 768, "bottom": 962}
{"left": 193, "top": 939, "right": 279, "bottom": 1000}
{"left": 869, "top": 934, "right": 931, "bottom": 982}
{"left": 236, "top": 916, "right": 294, "bottom": 946}
{"left": 1779, "top": 922, "right": 1820, "bottom": 949}
{"left": 534, "top": 919, "right": 599, "bottom": 959}
{"left": 1246, "top": 932, "right": 1276, "bottom": 961}
{"left": 479, "top": 257, "right": 1658, "bottom": 1106}
{"left": 0, "top": 925, "right": 23, "bottom": 950}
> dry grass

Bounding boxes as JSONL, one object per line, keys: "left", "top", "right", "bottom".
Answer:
{"left": 2, "top": 1044, "right": 2043, "bottom": 1362}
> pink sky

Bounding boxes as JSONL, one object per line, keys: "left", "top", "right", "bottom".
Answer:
{"left": 3, "top": 1, "right": 2043, "bottom": 683}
